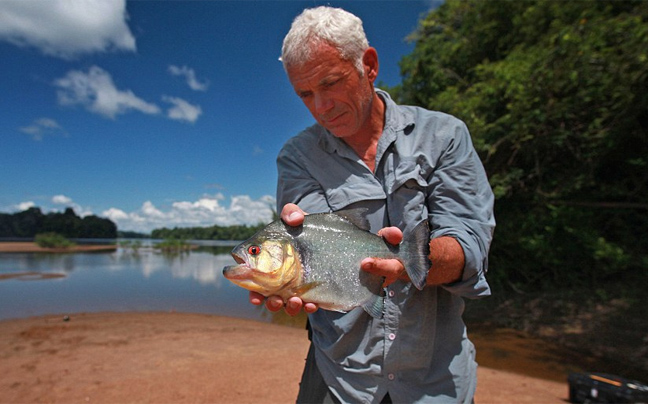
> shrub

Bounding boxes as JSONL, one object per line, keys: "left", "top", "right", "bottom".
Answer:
{"left": 35, "top": 232, "right": 76, "bottom": 249}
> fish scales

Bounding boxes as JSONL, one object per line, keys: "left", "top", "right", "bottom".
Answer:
{"left": 222, "top": 209, "right": 431, "bottom": 318}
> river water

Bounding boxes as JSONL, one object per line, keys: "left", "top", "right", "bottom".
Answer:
{"left": 0, "top": 242, "right": 274, "bottom": 323}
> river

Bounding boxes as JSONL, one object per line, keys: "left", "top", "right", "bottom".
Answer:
{"left": 0, "top": 242, "right": 274, "bottom": 323}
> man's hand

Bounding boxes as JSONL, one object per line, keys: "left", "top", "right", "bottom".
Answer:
{"left": 281, "top": 202, "right": 305, "bottom": 227}
{"left": 248, "top": 203, "right": 318, "bottom": 316}
{"left": 248, "top": 292, "right": 318, "bottom": 316}
{"left": 361, "top": 226, "right": 408, "bottom": 287}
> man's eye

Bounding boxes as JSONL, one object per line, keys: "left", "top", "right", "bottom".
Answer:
{"left": 324, "top": 79, "right": 340, "bottom": 88}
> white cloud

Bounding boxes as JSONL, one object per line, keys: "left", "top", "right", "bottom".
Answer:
{"left": 163, "top": 96, "right": 202, "bottom": 123}
{"left": 10, "top": 194, "right": 276, "bottom": 234}
{"left": 168, "top": 65, "right": 209, "bottom": 91}
{"left": 0, "top": 0, "right": 136, "bottom": 59}
{"left": 20, "top": 117, "right": 67, "bottom": 141}
{"left": 51, "top": 195, "right": 94, "bottom": 217}
{"left": 15, "top": 201, "right": 36, "bottom": 211}
{"left": 102, "top": 207, "right": 128, "bottom": 221}
{"left": 55, "top": 66, "right": 161, "bottom": 119}
{"left": 52, "top": 195, "right": 73, "bottom": 205}
{"left": 103, "top": 194, "right": 276, "bottom": 233}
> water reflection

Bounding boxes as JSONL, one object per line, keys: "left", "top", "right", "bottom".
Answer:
{"left": 0, "top": 244, "right": 286, "bottom": 324}
{"left": 111, "top": 248, "right": 231, "bottom": 286}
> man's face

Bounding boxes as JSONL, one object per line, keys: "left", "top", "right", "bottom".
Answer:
{"left": 286, "top": 43, "right": 375, "bottom": 139}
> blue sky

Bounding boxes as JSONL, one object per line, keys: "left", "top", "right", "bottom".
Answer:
{"left": 0, "top": 0, "right": 436, "bottom": 233}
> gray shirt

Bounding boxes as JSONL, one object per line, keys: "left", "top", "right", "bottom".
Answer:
{"left": 276, "top": 90, "right": 495, "bottom": 403}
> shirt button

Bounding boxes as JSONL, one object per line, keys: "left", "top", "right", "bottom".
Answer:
{"left": 388, "top": 333, "right": 396, "bottom": 341}
{"left": 388, "top": 373, "right": 395, "bottom": 381}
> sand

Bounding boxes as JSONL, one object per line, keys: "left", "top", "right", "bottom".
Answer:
{"left": 0, "top": 312, "right": 568, "bottom": 404}
{"left": 0, "top": 242, "right": 117, "bottom": 254}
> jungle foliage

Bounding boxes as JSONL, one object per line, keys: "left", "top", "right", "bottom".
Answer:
{"left": 0, "top": 207, "right": 117, "bottom": 239}
{"left": 151, "top": 222, "right": 266, "bottom": 242}
{"left": 390, "top": 0, "right": 648, "bottom": 293}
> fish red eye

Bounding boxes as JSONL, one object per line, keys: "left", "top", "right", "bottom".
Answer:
{"left": 248, "top": 245, "right": 262, "bottom": 255}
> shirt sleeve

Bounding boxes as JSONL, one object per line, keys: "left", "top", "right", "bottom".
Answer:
{"left": 276, "top": 138, "right": 331, "bottom": 214}
{"left": 426, "top": 120, "right": 495, "bottom": 299}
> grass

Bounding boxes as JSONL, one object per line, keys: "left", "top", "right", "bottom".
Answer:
{"left": 155, "top": 239, "right": 195, "bottom": 252}
{"left": 34, "top": 232, "right": 76, "bottom": 249}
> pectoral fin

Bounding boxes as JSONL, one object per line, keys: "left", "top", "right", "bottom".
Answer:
{"left": 293, "top": 281, "right": 321, "bottom": 296}
{"left": 401, "top": 219, "right": 431, "bottom": 290}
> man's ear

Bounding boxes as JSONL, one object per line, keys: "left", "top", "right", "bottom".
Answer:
{"left": 363, "top": 47, "right": 379, "bottom": 83}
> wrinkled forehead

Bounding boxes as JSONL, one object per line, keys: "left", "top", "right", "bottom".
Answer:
{"left": 284, "top": 40, "right": 345, "bottom": 69}
{"left": 286, "top": 45, "right": 358, "bottom": 87}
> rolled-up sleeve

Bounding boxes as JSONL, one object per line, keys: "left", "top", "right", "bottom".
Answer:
{"left": 426, "top": 120, "right": 495, "bottom": 298}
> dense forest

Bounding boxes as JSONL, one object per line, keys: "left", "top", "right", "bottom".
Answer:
{"left": 0, "top": 207, "right": 117, "bottom": 239}
{"left": 151, "top": 222, "right": 266, "bottom": 241}
{"left": 387, "top": 0, "right": 648, "bottom": 295}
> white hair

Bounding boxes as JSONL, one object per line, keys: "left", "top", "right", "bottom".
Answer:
{"left": 281, "top": 6, "right": 369, "bottom": 73}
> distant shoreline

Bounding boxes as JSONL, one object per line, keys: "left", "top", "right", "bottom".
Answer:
{"left": 0, "top": 241, "right": 116, "bottom": 253}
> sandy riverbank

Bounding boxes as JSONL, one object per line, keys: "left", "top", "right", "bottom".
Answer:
{"left": 0, "top": 242, "right": 117, "bottom": 254}
{"left": 0, "top": 312, "right": 568, "bottom": 404}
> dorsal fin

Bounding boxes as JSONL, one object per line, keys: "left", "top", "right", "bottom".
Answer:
{"left": 333, "top": 208, "right": 371, "bottom": 231}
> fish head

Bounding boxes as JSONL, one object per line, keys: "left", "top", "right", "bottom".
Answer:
{"left": 222, "top": 231, "right": 301, "bottom": 297}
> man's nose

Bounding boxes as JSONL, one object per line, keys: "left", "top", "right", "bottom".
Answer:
{"left": 313, "top": 92, "right": 333, "bottom": 114}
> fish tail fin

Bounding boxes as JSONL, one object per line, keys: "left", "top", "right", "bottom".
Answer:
{"left": 401, "top": 219, "right": 431, "bottom": 290}
{"left": 362, "top": 294, "right": 384, "bottom": 319}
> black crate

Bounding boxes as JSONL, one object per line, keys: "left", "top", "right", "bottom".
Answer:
{"left": 568, "top": 372, "right": 648, "bottom": 403}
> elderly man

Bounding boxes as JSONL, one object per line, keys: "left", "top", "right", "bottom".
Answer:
{"left": 250, "top": 6, "right": 495, "bottom": 403}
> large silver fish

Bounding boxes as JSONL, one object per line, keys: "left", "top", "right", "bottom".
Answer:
{"left": 222, "top": 209, "right": 430, "bottom": 318}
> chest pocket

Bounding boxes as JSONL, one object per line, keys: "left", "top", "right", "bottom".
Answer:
{"left": 324, "top": 180, "right": 386, "bottom": 212}
{"left": 391, "top": 156, "right": 429, "bottom": 189}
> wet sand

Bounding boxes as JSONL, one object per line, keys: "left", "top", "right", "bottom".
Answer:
{"left": 0, "top": 242, "right": 116, "bottom": 254}
{"left": 0, "top": 312, "right": 568, "bottom": 404}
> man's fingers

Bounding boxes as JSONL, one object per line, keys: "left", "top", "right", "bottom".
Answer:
{"left": 249, "top": 291, "right": 265, "bottom": 306}
{"left": 361, "top": 257, "right": 406, "bottom": 287}
{"left": 285, "top": 297, "right": 303, "bottom": 316}
{"left": 377, "top": 226, "right": 403, "bottom": 246}
{"left": 251, "top": 292, "right": 318, "bottom": 316}
{"left": 265, "top": 295, "right": 285, "bottom": 312}
{"left": 281, "top": 203, "right": 306, "bottom": 226}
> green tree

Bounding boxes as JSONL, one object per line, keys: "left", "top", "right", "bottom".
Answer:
{"left": 43, "top": 208, "right": 80, "bottom": 238}
{"left": 9, "top": 207, "right": 45, "bottom": 238}
{"left": 151, "top": 222, "right": 266, "bottom": 241}
{"left": 79, "top": 215, "right": 118, "bottom": 238}
{"left": 0, "top": 207, "right": 117, "bottom": 239}
{"left": 393, "top": 0, "right": 648, "bottom": 292}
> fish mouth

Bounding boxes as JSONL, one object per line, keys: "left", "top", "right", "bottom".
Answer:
{"left": 222, "top": 264, "right": 253, "bottom": 280}
{"left": 231, "top": 252, "right": 246, "bottom": 265}
{"left": 223, "top": 251, "right": 255, "bottom": 280}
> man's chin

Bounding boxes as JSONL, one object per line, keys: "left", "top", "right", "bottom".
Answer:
{"left": 324, "top": 125, "right": 353, "bottom": 138}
